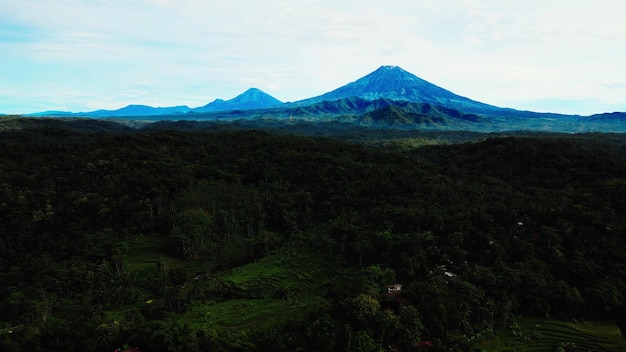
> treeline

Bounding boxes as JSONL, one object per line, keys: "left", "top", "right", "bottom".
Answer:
{"left": 1, "top": 124, "right": 626, "bottom": 351}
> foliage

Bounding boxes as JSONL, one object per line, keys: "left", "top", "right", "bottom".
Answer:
{"left": 1, "top": 121, "right": 626, "bottom": 350}
{"left": 472, "top": 317, "right": 626, "bottom": 352}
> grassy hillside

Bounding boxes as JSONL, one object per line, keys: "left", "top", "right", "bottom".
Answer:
{"left": 473, "top": 318, "right": 626, "bottom": 352}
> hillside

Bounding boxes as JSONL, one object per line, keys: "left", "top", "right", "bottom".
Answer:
{"left": 1, "top": 121, "right": 626, "bottom": 351}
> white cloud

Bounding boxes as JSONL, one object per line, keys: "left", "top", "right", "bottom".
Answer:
{"left": 600, "top": 80, "right": 626, "bottom": 90}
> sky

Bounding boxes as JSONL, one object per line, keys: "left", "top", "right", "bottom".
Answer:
{"left": 2, "top": 0, "right": 626, "bottom": 116}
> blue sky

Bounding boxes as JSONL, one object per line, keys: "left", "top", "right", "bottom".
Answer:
{"left": 2, "top": 0, "right": 625, "bottom": 115}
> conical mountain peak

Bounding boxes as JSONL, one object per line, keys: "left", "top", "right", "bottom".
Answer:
{"left": 371, "top": 65, "right": 411, "bottom": 74}
{"left": 351, "top": 65, "right": 432, "bottom": 94}
{"left": 294, "top": 65, "right": 495, "bottom": 113}
{"left": 232, "top": 88, "right": 282, "bottom": 105}
{"left": 196, "top": 87, "right": 283, "bottom": 112}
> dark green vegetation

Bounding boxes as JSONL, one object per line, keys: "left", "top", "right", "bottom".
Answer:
{"left": 474, "top": 317, "right": 626, "bottom": 351}
{"left": 2, "top": 118, "right": 626, "bottom": 351}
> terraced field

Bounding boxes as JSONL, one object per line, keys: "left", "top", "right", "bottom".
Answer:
{"left": 182, "top": 250, "right": 331, "bottom": 331}
{"left": 473, "top": 317, "right": 626, "bottom": 352}
{"left": 226, "top": 251, "right": 328, "bottom": 299}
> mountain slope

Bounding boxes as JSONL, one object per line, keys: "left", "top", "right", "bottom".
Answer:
{"left": 195, "top": 88, "right": 283, "bottom": 112}
{"left": 293, "top": 65, "right": 497, "bottom": 114}
{"left": 358, "top": 101, "right": 488, "bottom": 128}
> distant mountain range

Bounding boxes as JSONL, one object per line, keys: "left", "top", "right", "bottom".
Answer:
{"left": 29, "top": 88, "right": 280, "bottom": 118}
{"left": 30, "top": 66, "right": 497, "bottom": 116}
{"left": 25, "top": 65, "right": 626, "bottom": 132}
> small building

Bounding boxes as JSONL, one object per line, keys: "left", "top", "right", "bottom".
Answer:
{"left": 443, "top": 271, "right": 457, "bottom": 278}
{"left": 436, "top": 265, "right": 458, "bottom": 279}
{"left": 387, "top": 283, "right": 403, "bottom": 294}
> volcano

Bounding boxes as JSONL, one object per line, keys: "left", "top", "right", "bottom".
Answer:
{"left": 195, "top": 88, "right": 283, "bottom": 112}
{"left": 293, "top": 65, "right": 497, "bottom": 114}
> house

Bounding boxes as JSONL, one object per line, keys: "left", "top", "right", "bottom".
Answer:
{"left": 387, "top": 283, "right": 403, "bottom": 294}
{"left": 436, "top": 265, "right": 458, "bottom": 279}
{"left": 443, "top": 271, "right": 457, "bottom": 278}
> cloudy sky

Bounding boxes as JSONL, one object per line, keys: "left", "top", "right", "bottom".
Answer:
{"left": 2, "top": 0, "right": 625, "bottom": 115}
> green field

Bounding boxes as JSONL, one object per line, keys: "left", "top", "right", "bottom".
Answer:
{"left": 121, "top": 237, "right": 331, "bottom": 332}
{"left": 473, "top": 318, "right": 626, "bottom": 352}
{"left": 182, "top": 251, "right": 330, "bottom": 331}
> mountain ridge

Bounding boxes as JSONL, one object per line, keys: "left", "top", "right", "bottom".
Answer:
{"left": 28, "top": 88, "right": 283, "bottom": 117}
{"left": 23, "top": 65, "right": 528, "bottom": 117}
{"left": 22, "top": 65, "right": 626, "bottom": 133}
{"left": 30, "top": 104, "right": 192, "bottom": 118}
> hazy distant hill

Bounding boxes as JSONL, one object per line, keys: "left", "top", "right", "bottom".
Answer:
{"left": 584, "top": 112, "right": 626, "bottom": 123}
{"left": 28, "top": 110, "right": 75, "bottom": 117}
{"left": 30, "top": 105, "right": 191, "bottom": 117}
{"left": 87, "top": 104, "right": 192, "bottom": 117}
{"left": 30, "top": 88, "right": 282, "bottom": 117}
{"left": 194, "top": 88, "right": 283, "bottom": 112}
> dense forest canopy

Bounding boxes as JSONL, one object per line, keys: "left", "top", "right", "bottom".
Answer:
{"left": 1, "top": 120, "right": 626, "bottom": 351}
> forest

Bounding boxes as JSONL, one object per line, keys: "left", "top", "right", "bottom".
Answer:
{"left": 1, "top": 119, "right": 626, "bottom": 351}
